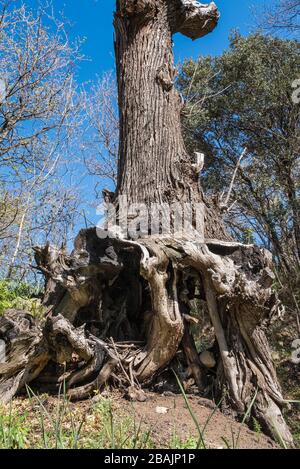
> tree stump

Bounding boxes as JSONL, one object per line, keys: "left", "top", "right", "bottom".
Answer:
{"left": 0, "top": 229, "right": 293, "bottom": 446}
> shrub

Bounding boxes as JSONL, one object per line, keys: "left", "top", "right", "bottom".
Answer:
{"left": 0, "top": 280, "right": 45, "bottom": 317}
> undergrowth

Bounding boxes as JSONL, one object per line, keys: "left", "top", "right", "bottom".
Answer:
{"left": 0, "top": 378, "right": 277, "bottom": 450}
{"left": 0, "top": 279, "right": 44, "bottom": 317}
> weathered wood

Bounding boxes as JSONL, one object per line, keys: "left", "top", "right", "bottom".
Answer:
{"left": 182, "top": 323, "right": 205, "bottom": 391}
{"left": 67, "top": 358, "right": 118, "bottom": 401}
{"left": 0, "top": 311, "right": 109, "bottom": 402}
{"left": 0, "top": 310, "right": 49, "bottom": 403}
{"left": 0, "top": 230, "right": 294, "bottom": 446}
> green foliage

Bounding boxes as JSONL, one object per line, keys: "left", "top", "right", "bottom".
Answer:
{"left": 170, "top": 434, "right": 199, "bottom": 449}
{"left": 0, "top": 404, "right": 29, "bottom": 449}
{"left": 0, "top": 279, "right": 44, "bottom": 317}
{"left": 0, "top": 386, "right": 283, "bottom": 449}
{"left": 252, "top": 417, "right": 262, "bottom": 436}
{"left": 241, "top": 227, "right": 255, "bottom": 245}
{"left": 179, "top": 33, "right": 300, "bottom": 273}
{"left": 1, "top": 387, "right": 154, "bottom": 450}
{"left": 92, "top": 398, "right": 153, "bottom": 449}
{"left": 26, "top": 385, "right": 87, "bottom": 449}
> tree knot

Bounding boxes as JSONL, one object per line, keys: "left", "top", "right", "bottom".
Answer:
{"left": 156, "top": 64, "right": 175, "bottom": 92}
{"left": 174, "top": 1, "right": 220, "bottom": 40}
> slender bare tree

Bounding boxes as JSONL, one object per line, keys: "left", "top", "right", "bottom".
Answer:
{"left": 0, "top": 2, "right": 83, "bottom": 278}
{"left": 82, "top": 73, "right": 119, "bottom": 190}
{"left": 261, "top": 0, "right": 300, "bottom": 33}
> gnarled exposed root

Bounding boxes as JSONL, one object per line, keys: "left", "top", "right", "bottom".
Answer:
{"left": 0, "top": 311, "right": 49, "bottom": 404}
{"left": 0, "top": 228, "right": 294, "bottom": 446}
{"left": 133, "top": 242, "right": 184, "bottom": 381}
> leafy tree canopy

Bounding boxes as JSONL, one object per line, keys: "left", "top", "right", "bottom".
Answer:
{"left": 179, "top": 33, "right": 300, "bottom": 273}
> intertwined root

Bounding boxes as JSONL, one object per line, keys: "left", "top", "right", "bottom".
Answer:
{"left": 0, "top": 229, "right": 294, "bottom": 447}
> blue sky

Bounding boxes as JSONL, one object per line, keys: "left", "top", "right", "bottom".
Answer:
{"left": 26, "top": 0, "right": 267, "bottom": 84}
{"left": 22, "top": 0, "right": 274, "bottom": 233}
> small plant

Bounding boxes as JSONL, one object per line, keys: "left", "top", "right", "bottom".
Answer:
{"left": 170, "top": 433, "right": 198, "bottom": 449}
{"left": 252, "top": 417, "right": 262, "bottom": 436}
{"left": 173, "top": 371, "right": 226, "bottom": 449}
{"left": 22, "top": 387, "right": 154, "bottom": 449}
{"left": 26, "top": 384, "right": 87, "bottom": 449}
{"left": 0, "top": 404, "right": 29, "bottom": 449}
{"left": 0, "top": 280, "right": 17, "bottom": 314}
{"left": 0, "top": 279, "right": 45, "bottom": 317}
{"left": 230, "top": 389, "right": 258, "bottom": 449}
{"left": 92, "top": 398, "right": 153, "bottom": 449}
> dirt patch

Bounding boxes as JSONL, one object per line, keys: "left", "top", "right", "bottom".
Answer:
{"left": 115, "top": 392, "right": 278, "bottom": 449}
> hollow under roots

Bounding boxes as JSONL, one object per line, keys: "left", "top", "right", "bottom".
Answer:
{"left": 0, "top": 228, "right": 294, "bottom": 447}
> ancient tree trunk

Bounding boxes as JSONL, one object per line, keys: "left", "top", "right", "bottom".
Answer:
{"left": 115, "top": 0, "right": 217, "bottom": 208}
{"left": 0, "top": 0, "right": 294, "bottom": 447}
{"left": 114, "top": 0, "right": 227, "bottom": 241}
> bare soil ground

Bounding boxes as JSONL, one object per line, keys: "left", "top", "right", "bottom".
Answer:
{"left": 113, "top": 392, "right": 278, "bottom": 449}
{"left": 4, "top": 390, "right": 279, "bottom": 449}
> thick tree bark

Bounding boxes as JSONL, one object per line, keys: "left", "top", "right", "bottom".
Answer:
{"left": 115, "top": 0, "right": 196, "bottom": 205}
{"left": 114, "top": 0, "right": 227, "bottom": 239}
